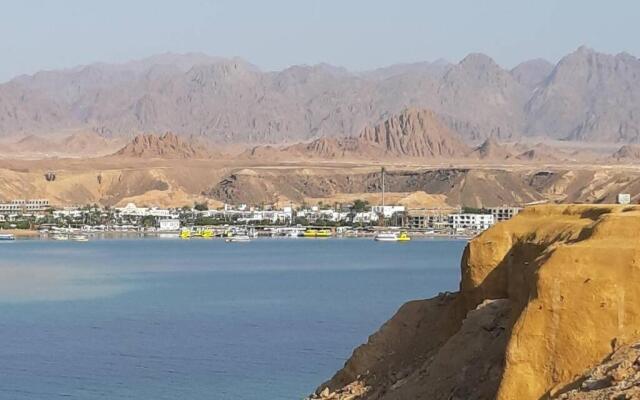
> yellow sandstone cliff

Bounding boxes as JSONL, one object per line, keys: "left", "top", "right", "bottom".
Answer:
{"left": 311, "top": 204, "right": 640, "bottom": 400}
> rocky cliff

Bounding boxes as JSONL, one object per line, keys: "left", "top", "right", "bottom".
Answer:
{"left": 311, "top": 205, "right": 640, "bottom": 399}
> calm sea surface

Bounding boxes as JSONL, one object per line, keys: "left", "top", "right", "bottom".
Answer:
{"left": 0, "top": 237, "right": 465, "bottom": 399}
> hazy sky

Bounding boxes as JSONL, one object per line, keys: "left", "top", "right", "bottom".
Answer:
{"left": 1, "top": 0, "right": 638, "bottom": 81}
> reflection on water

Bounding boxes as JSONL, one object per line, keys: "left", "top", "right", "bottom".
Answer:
{"left": 0, "top": 237, "right": 465, "bottom": 399}
{"left": 0, "top": 264, "right": 128, "bottom": 302}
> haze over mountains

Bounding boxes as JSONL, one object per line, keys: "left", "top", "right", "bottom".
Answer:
{"left": 1, "top": 46, "right": 640, "bottom": 145}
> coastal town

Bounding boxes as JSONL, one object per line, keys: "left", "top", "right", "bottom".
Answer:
{"left": 0, "top": 197, "right": 526, "bottom": 239}
{"left": 3, "top": 192, "right": 634, "bottom": 242}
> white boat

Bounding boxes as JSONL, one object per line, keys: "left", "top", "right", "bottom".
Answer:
{"left": 374, "top": 232, "right": 399, "bottom": 242}
{"left": 51, "top": 233, "right": 69, "bottom": 241}
{"left": 71, "top": 234, "right": 89, "bottom": 242}
{"left": 0, "top": 233, "right": 16, "bottom": 241}
{"left": 225, "top": 235, "right": 251, "bottom": 243}
{"left": 374, "top": 231, "right": 411, "bottom": 242}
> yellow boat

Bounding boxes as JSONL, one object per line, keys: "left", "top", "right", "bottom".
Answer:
{"left": 302, "top": 228, "right": 332, "bottom": 238}
{"left": 179, "top": 229, "right": 191, "bottom": 239}
{"left": 397, "top": 231, "right": 411, "bottom": 241}
{"left": 201, "top": 229, "right": 214, "bottom": 238}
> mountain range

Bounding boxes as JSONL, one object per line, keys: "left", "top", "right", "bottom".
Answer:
{"left": 1, "top": 47, "right": 640, "bottom": 144}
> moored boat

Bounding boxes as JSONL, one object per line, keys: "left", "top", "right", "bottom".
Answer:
{"left": 302, "top": 228, "right": 332, "bottom": 238}
{"left": 0, "top": 233, "right": 16, "bottom": 241}
{"left": 71, "top": 234, "right": 89, "bottom": 242}
{"left": 374, "top": 231, "right": 411, "bottom": 242}
{"left": 225, "top": 234, "right": 251, "bottom": 243}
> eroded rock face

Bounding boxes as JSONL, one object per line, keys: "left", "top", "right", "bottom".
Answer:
{"left": 314, "top": 205, "right": 640, "bottom": 399}
{"left": 552, "top": 341, "right": 640, "bottom": 399}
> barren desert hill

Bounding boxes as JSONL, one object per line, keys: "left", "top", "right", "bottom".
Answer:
{"left": 0, "top": 131, "right": 124, "bottom": 158}
{"left": 4, "top": 147, "right": 640, "bottom": 208}
{"left": 469, "top": 136, "right": 514, "bottom": 160}
{"left": 610, "top": 144, "right": 640, "bottom": 163}
{"left": 110, "top": 132, "right": 217, "bottom": 159}
{"left": 2, "top": 47, "right": 640, "bottom": 144}
{"left": 514, "top": 142, "right": 562, "bottom": 162}
{"left": 310, "top": 204, "right": 640, "bottom": 400}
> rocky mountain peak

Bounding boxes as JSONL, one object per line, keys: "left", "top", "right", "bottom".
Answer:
{"left": 510, "top": 58, "right": 554, "bottom": 90}
{"left": 358, "top": 108, "right": 470, "bottom": 157}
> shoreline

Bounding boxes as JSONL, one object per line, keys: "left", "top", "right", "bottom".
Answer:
{"left": 0, "top": 229, "right": 39, "bottom": 237}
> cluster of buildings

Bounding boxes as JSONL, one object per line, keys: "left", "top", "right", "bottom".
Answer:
{"left": 403, "top": 206, "right": 521, "bottom": 231}
{"left": 0, "top": 198, "right": 528, "bottom": 234}
{"left": 3, "top": 192, "right": 637, "bottom": 234}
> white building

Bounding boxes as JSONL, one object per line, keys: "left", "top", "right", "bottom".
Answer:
{"left": 116, "top": 203, "right": 170, "bottom": 218}
{"left": 53, "top": 209, "right": 84, "bottom": 219}
{"left": 158, "top": 219, "right": 180, "bottom": 231}
{"left": 450, "top": 213, "right": 495, "bottom": 231}
{"left": 352, "top": 211, "right": 379, "bottom": 224}
{"left": 371, "top": 205, "right": 406, "bottom": 218}
{"left": 488, "top": 206, "right": 522, "bottom": 222}
{"left": 238, "top": 209, "right": 293, "bottom": 224}
{"left": 617, "top": 193, "right": 631, "bottom": 205}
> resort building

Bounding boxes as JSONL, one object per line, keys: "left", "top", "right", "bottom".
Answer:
{"left": 237, "top": 209, "right": 293, "bottom": 224}
{"left": 0, "top": 199, "right": 50, "bottom": 214}
{"left": 352, "top": 211, "right": 379, "bottom": 224}
{"left": 403, "top": 210, "right": 451, "bottom": 230}
{"left": 449, "top": 213, "right": 495, "bottom": 231}
{"left": 371, "top": 205, "right": 406, "bottom": 218}
{"left": 53, "top": 209, "right": 84, "bottom": 219}
{"left": 488, "top": 206, "right": 522, "bottom": 222}
{"left": 158, "top": 219, "right": 181, "bottom": 231}
{"left": 116, "top": 203, "right": 171, "bottom": 218}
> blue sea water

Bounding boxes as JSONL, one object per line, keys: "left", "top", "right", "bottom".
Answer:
{"left": 0, "top": 238, "right": 465, "bottom": 399}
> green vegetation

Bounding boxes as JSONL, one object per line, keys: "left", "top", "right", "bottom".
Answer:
{"left": 194, "top": 202, "right": 209, "bottom": 211}
{"left": 140, "top": 215, "right": 157, "bottom": 228}
{"left": 351, "top": 199, "right": 370, "bottom": 212}
{"left": 193, "top": 216, "right": 228, "bottom": 226}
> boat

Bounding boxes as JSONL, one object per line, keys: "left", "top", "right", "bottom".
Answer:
{"left": 302, "top": 228, "right": 332, "bottom": 238}
{"left": 201, "top": 229, "right": 214, "bottom": 239}
{"left": 71, "top": 234, "right": 89, "bottom": 242}
{"left": 397, "top": 231, "right": 411, "bottom": 241}
{"left": 374, "top": 231, "right": 411, "bottom": 242}
{"left": 0, "top": 233, "right": 16, "bottom": 241}
{"left": 225, "top": 234, "right": 251, "bottom": 243}
{"left": 51, "top": 233, "right": 69, "bottom": 241}
{"left": 179, "top": 229, "right": 191, "bottom": 239}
